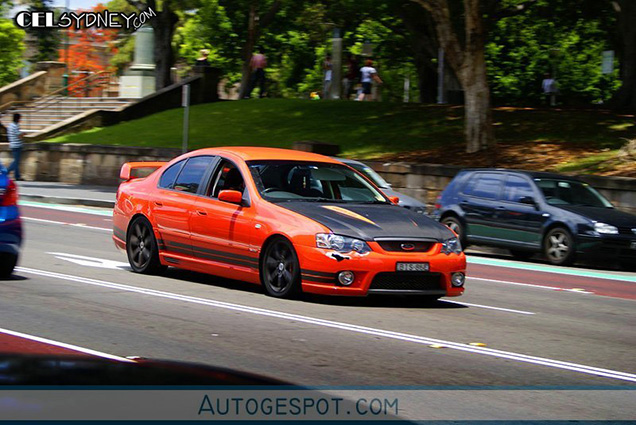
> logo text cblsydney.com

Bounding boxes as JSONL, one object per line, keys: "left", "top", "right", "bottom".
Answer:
{"left": 14, "top": 7, "right": 156, "bottom": 31}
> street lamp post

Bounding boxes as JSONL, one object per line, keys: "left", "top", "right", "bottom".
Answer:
{"left": 63, "top": 0, "right": 70, "bottom": 95}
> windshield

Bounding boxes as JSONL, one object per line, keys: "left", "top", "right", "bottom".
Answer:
{"left": 248, "top": 161, "right": 389, "bottom": 203}
{"left": 347, "top": 163, "right": 390, "bottom": 188}
{"left": 535, "top": 179, "right": 613, "bottom": 208}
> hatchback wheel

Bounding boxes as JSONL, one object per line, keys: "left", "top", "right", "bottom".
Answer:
{"left": 127, "top": 217, "right": 165, "bottom": 274}
{"left": 441, "top": 216, "right": 466, "bottom": 247}
{"left": 261, "top": 237, "right": 301, "bottom": 298}
{"left": 543, "top": 227, "right": 576, "bottom": 266}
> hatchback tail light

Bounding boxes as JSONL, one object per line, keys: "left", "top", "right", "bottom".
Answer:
{"left": 1, "top": 179, "right": 18, "bottom": 206}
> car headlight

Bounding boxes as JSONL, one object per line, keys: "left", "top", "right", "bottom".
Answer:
{"left": 316, "top": 233, "right": 371, "bottom": 254}
{"left": 594, "top": 222, "right": 618, "bottom": 235}
{"left": 441, "top": 237, "right": 462, "bottom": 255}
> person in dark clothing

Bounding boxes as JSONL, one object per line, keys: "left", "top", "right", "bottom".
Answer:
{"left": 343, "top": 54, "right": 359, "bottom": 100}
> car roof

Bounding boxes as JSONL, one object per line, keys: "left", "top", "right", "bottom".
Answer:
{"left": 192, "top": 147, "right": 341, "bottom": 163}
{"left": 461, "top": 168, "right": 582, "bottom": 181}
{"left": 333, "top": 157, "right": 363, "bottom": 166}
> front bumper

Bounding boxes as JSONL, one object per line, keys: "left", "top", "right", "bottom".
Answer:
{"left": 296, "top": 242, "right": 466, "bottom": 297}
{"left": 576, "top": 234, "right": 636, "bottom": 261}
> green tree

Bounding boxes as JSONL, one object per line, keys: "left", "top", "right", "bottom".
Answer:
{"left": 0, "top": 18, "right": 25, "bottom": 86}
{"left": 25, "top": 0, "right": 61, "bottom": 62}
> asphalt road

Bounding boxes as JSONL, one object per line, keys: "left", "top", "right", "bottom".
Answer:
{"left": 1, "top": 203, "right": 635, "bottom": 420}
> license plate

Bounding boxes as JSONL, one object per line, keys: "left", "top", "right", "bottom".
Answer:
{"left": 631, "top": 241, "right": 636, "bottom": 250}
{"left": 396, "top": 262, "right": 429, "bottom": 272}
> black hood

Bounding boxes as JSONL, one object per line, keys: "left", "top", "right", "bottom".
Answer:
{"left": 279, "top": 202, "right": 455, "bottom": 241}
{"left": 557, "top": 205, "right": 636, "bottom": 227}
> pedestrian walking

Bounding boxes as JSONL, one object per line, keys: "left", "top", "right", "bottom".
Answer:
{"left": 246, "top": 50, "right": 267, "bottom": 99}
{"left": 7, "top": 113, "right": 23, "bottom": 181}
{"left": 357, "top": 59, "right": 383, "bottom": 102}
{"left": 323, "top": 55, "right": 333, "bottom": 100}
{"left": 343, "top": 54, "right": 359, "bottom": 100}
{"left": 542, "top": 73, "right": 558, "bottom": 107}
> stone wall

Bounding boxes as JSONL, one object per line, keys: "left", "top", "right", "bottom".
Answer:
{"left": 367, "top": 161, "right": 636, "bottom": 214}
{"left": 0, "top": 62, "right": 66, "bottom": 108}
{"left": 1, "top": 143, "right": 634, "bottom": 213}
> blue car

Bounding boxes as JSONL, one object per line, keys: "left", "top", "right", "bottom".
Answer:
{"left": 432, "top": 168, "right": 636, "bottom": 268}
{"left": 0, "top": 169, "right": 21, "bottom": 278}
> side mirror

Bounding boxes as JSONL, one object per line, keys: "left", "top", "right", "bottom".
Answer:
{"left": 519, "top": 196, "right": 537, "bottom": 208}
{"left": 389, "top": 196, "right": 400, "bottom": 205}
{"left": 218, "top": 190, "right": 243, "bottom": 205}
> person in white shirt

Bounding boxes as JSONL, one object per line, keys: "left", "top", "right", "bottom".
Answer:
{"left": 323, "top": 55, "right": 333, "bottom": 100}
{"left": 7, "top": 113, "right": 23, "bottom": 181}
{"left": 357, "top": 59, "right": 383, "bottom": 101}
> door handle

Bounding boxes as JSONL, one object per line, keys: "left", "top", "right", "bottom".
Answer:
{"left": 154, "top": 201, "right": 163, "bottom": 207}
{"left": 196, "top": 210, "right": 207, "bottom": 216}
{"left": 496, "top": 206, "right": 506, "bottom": 210}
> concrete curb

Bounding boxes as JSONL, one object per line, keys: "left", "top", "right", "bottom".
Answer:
{"left": 20, "top": 194, "right": 115, "bottom": 209}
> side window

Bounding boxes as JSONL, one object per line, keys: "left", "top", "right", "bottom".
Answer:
{"left": 158, "top": 160, "right": 185, "bottom": 189}
{"left": 465, "top": 173, "right": 503, "bottom": 200}
{"left": 173, "top": 156, "right": 214, "bottom": 194}
{"left": 504, "top": 175, "right": 535, "bottom": 202}
{"left": 211, "top": 160, "right": 246, "bottom": 198}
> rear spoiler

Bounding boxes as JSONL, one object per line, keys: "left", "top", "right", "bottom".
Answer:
{"left": 119, "top": 162, "right": 166, "bottom": 182}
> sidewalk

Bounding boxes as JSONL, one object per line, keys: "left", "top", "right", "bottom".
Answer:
{"left": 17, "top": 181, "right": 116, "bottom": 208}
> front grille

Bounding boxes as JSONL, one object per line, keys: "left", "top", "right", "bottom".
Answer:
{"left": 376, "top": 240, "right": 434, "bottom": 252}
{"left": 618, "top": 227, "right": 636, "bottom": 235}
{"left": 369, "top": 272, "right": 442, "bottom": 291}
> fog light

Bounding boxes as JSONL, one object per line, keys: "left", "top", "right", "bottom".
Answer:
{"left": 451, "top": 272, "right": 465, "bottom": 287}
{"left": 337, "top": 271, "right": 355, "bottom": 286}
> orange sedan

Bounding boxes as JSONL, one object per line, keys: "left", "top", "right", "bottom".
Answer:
{"left": 113, "top": 147, "right": 466, "bottom": 299}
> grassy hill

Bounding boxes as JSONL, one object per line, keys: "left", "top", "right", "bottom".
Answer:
{"left": 48, "top": 99, "right": 636, "bottom": 176}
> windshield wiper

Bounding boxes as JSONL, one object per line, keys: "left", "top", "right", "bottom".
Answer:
{"left": 284, "top": 198, "right": 348, "bottom": 203}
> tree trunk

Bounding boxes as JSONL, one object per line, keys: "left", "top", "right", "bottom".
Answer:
{"left": 238, "top": 2, "right": 258, "bottom": 99}
{"left": 611, "top": 0, "right": 636, "bottom": 113}
{"left": 152, "top": 8, "right": 178, "bottom": 91}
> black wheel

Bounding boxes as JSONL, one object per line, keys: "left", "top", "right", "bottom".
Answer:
{"left": 260, "top": 237, "right": 301, "bottom": 298}
{"left": 510, "top": 250, "right": 534, "bottom": 261}
{"left": 619, "top": 260, "right": 636, "bottom": 272}
{"left": 0, "top": 254, "right": 17, "bottom": 279}
{"left": 441, "top": 216, "right": 467, "bottom": 247}
{"left": 126, "top": 217, "right": 165, "bottom": 274}
{"left": 543, "top": 227, "right": 576, "bottom": 266}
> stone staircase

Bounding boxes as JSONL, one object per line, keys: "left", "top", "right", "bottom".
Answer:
{"left": 1, "top": 96, "right": 134, "bottom": 135}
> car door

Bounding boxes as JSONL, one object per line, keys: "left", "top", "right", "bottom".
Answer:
{"left": 190, "top": 158, "right": 258, "bottom": 273}
{"left": 152, "top": 156, "right": 216, "bottom": 257}
{"left": 495, "top": 174, "right": 546, "bottom": 247}
{"left": 460, "top": 172, "right": 505, "bottom": 241}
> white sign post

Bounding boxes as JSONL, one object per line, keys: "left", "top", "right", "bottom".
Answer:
{"left": 182, "top": 84, "right": 191, "bottom": 154}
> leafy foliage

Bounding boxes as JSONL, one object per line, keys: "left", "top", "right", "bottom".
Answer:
{"left": 0, "top": 18, "right": 25, "bottom": 86}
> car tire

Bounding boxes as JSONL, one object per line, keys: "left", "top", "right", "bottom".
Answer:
{"left": 619, "top": 260, "right": 636, "bottom": 272}
{"left": 260, "top": 237, "right": 301, "bottom": 299}
{"left": 441, "top": 216, "right": 467, "bottom": 247}
{"left": 510, "top": 250, "right": 534, "bottom": 261}
{"left": 0, "top": 254, "right": 17, "bottom": 279}
{"left": 126, "top": 217, "right": 165, "bottom": 274}
{"left": 543, "top": 227, "right": 576, "bottom": 266}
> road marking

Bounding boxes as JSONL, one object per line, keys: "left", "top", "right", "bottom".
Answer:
{"left": 467, "top": 256, "right": 636, "bottom": 283}
{"left": 0, "top": 327, "right": 134, "bottom": 363}
{"left": 22, "top": 217, "right": 111, "bottom": 232}
{"left": 48, "top": 252, "right": 129, "bottom": 270}
{"left": 19, "top": 200, "right": 113, "bottom": 217}
{"left": 16, "top": 266, "right": 636, "bottom": 383}
{"left": 440, "top": 300, "right": 535, "bottom": 315}
{"left": 468, "top": 277, "right": 595, "bottom": 294}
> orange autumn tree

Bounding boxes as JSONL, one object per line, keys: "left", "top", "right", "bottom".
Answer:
{"left": 59, "top": 4, "right": 119, "bottom": 96}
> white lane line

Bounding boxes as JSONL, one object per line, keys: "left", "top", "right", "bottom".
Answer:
{"left": 47, "top": 252, "right": 130, "bottom": 270}
{"left": 19, "top": 201, "right": 113, "bottom": 217}
{"left": 468, "top": 277, "right": 595, "bottom": 294}
{"left": 23, "top": 217, "right": 111, "bottom": 233}
{"left": 440, "top": 300, "right": 535, "bottom": 315}
{"left": 0, "top": 327, "right": 134, "bottom": 363}
{"left": 16, "top": 266, "right": 636, "bottom": 383}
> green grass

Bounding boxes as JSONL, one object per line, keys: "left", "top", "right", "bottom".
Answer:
{"left": 48, "top": 99, "right": 635, "bottom": 160}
